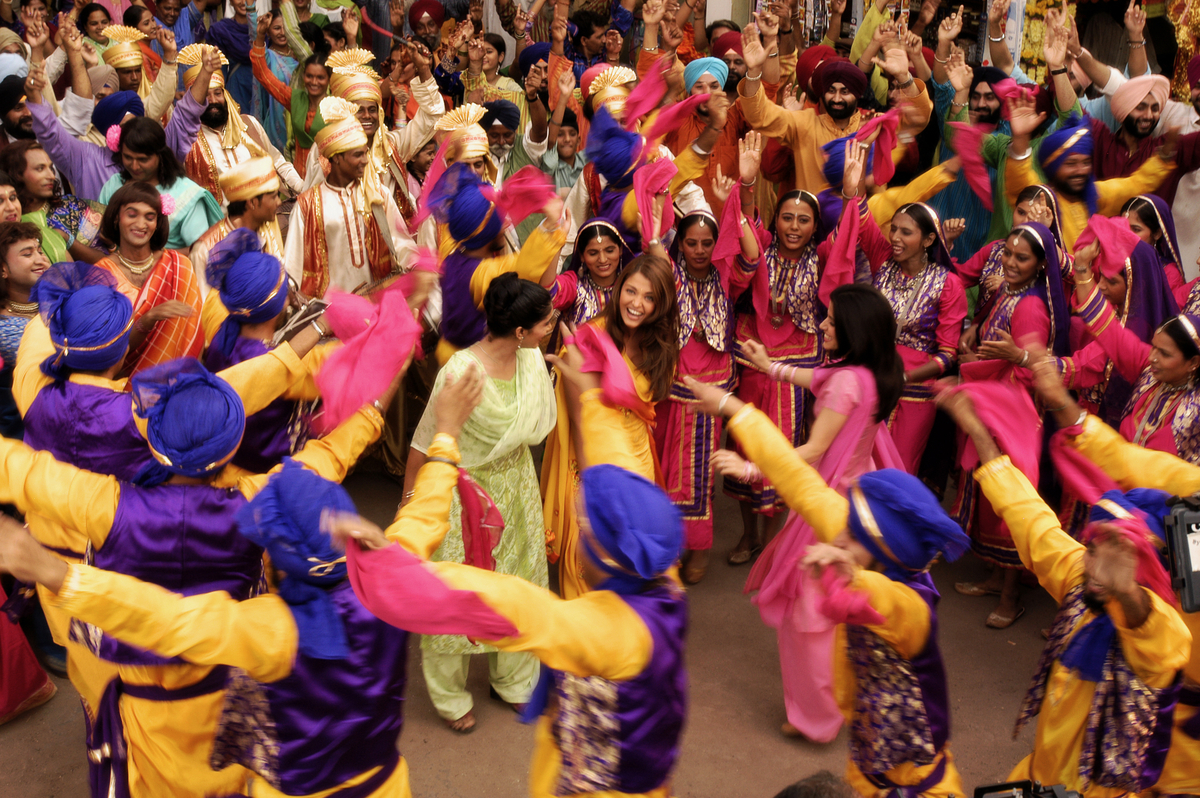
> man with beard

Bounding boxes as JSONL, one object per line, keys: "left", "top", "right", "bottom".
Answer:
{"left": 654, "top": 3, "right": 782, "bottom": 217}
{"left": 479, "top": 96, "right": 549, "bottom": 250}
{"left": 178, "top": 44, "right": 302, "bottom": 210}
{"left": 409, "top": 0, "right": 447, "bottom": 55}
{"left": 941, "top": 389, "right": 1189, "bottom": 798}
{"left": 0, "top": 74, "right": 33, "bottom": 143}
{"left": 711, "top": 29, "right": 747, "bottom": 94}
{"left": 740, "top": 31, "right": 932, "bottom": 196}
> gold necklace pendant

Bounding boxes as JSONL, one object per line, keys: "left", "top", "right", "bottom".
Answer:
{"left": 6, "top": 299, "right": 37, "bottom": 316}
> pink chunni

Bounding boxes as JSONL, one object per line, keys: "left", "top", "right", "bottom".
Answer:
{"left": 643, "top": 94, "right": 710, "bottom": 145}
{"left": 633, "top": 157, "right": 678, "bottom": 244}
{"left": 942, "top": 381, "right": 1041, "bottom": 481}
{"left": 495, "top": 166, "right": 557, "bottom": 226}
{"left": 1074, "top": 214, "right": 1141, "bottom": 280}
{"left": 622, "top": 58, "right": 670, "bottom": 131}
{"left": 948, "top": 121, "right": 995, "bottom": 211}
{"left": 569, "top": 323, "right": 654, "bottom": 422}
{"left": 818, "top": 568, "right": 885, "bottom": 626}
{"left": 855, "top": 107, "right": 900, "bottom": 186}
{"left": 457, "top": 469, "right": 504, "bottom": 571}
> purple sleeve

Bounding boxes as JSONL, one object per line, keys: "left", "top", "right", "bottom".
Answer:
{"left": 29, "top": 100, "right": 115, "bottom": 202}
{"left": 165, "top": 91, "right": 205, "bottom": 164}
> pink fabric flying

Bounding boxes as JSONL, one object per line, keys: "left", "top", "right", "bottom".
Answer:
{"left": 457, "top": 470, "right": 504, "bottom": 571}
{"left": 819, "top": 198, "right": 861, "bottom": 307}
{"left": 1080, "top": 517, "right": 1178, "bottom": 607}
{"left": 854, "top": 107, "right": 900, "bottom": 186}
{"left": 1049, "top": 426, "right": 1121, "bottom": 506}
{"left": 948, "top": 121, "right": 995, "bottom": 211}
{"left": 817, "top": 568, "right": 886, "bottom": 626}
{"left": 643, "top": 94, "right": 711, "bottom": 145}
{"left": 347, "top": 542, "right": 520, "bottom": 639}
{"left": 567, "top": 323, "right": 654, "bottom": 422}
{"left": 493, "top": 166, "right": 557, "bottom": 226}
{"left": 993, "top": 79, "right": 1053, "bottom": 120}
{"left": 941, "top": 381, "right": 1040, "bottom": 481}
{"left": 314, "top": 281, "right": 421, "bottom": 434}
{"left": 633, "top": 157, "right": 678, "bottom": 244}
{"left": 622, "top": 57, "right": 669, "bottom": 130}
{"left": 1074, "top": 214, "right": 1141, "bottom": 279}
{"left": 411, "top": 132, "right": 457, "bottom": 229}
{"left": 710, "top": 183, "right": 748, "bottom": 294}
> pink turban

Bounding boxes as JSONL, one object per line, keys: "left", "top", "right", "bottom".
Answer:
{"left": 1110, "top": 74, "right": 1170, "bottom": 123}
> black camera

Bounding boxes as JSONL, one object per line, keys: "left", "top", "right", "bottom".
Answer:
{"left": 974, "top": 781, "right": 1081, "bottom": 798}
{"left": 1164, "top": 495, "right": 1200, "bottom": 613}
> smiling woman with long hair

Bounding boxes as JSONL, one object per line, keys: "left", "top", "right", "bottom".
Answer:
{"left": 542, "top": 254, "right": 680, "bottom": 600}
{"left": 94, "top": 181, "right": 203, "bottom": 377}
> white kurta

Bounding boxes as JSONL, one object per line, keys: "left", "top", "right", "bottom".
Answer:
{"left": 282, "top": 180, "right": 417, "bottom": 296}
{"left": 190, "top": 117, "right": 304, "bottom": 206}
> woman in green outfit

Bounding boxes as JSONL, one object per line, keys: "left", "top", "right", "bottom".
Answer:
{"left": 0, "top": 142, "right": 106, "bottom": 265}
{"left": 407, "top": 273, "right": 559, "bottom": 734}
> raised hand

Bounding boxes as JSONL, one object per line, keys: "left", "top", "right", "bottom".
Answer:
{"left": 1089, "top": 530, "right": 1139, "bottom": 596}
{"left": 1007, "top": 91, "right": 1047, "bottom": 139}
{"left": 469, "top": 0, "right": 484, "bottom": 23}
{"left": 872, "top": 41, "right": 910, "bottom": 81}
{"left": 514, "top": 8, "right": 533, "bottom": 35}
{"left": 467, "top": 37, "right": 485, "bottom": 64}
{"left": 706, "top": 91, "right": 730, "bottom": 130}
{"left": 903, "top": 30, "right": 924, "bottom": 65}
{"left": 343, "top": 8, "right": 360, "bottom": 42}
{"left": 1043, "top": 8, "right": 1067, "bottom": 69}
{"left": 550, "top": 16, "right": 568, "bottom": 46}
{"left": 739, "top": 130, "right": 763, "bottom": 183}
{"left": 742, "top": 22, "right": 767, "bottom": 70}
{"left": 781, "top": 83, "right": 804, "bottom": 110}
{"left": 1124, "top": 0, "right": 1146, "bottom": 41}
{"left": 23, "top": 14, "right": 49, "bottom": 50}
{"left": 605, "top": 29, "right": 623, "bottom": 61}
{"left": 642, "top": 0, "right": 666, "bottom": 27}
{"left": 1027, "top": 193, "right": 1053, "bottom": 226}
{"left": 917, "top": 0, "right": 940, "bottom": 27}
{"left": 81, "top": 38, "right": 99, "bottom": 68}
{"left": 157, "top": 28, "right": 177, "bottom": 63}
{"left": 947, "top": 47, "right": 972, "bottom": 92}
{"left": 712, "top": 164, "right": 736, "bottom": 205}
{"left": 938, "top": 4, "right": 964, "bottom": 42}
{"left": 661, "top": 21, "right": 683, "bottom": 50}
{"left": 556, "top": 67, "right": 576, "bottom": 98}
{"left": 389, "top": 0, "right": 404, "bottom": 30}
{"left": 525, "top": 62, "right": 546, "bottom": 98}
{"left": 755, "top": 8, "right": 780, "bottom": 37}
{"left": 256, "top": 12, "right": 272, "bottom": 44}
{"left": 842, "top": 138, "right": 868, "bottom": 197}
{"left": 943, "top": 217, "right": 966, "bottom": 246}
{"left": 988, "top": 0, "right": 1010, "bottom": 24}
{"left": 802, "top": 542, "right": 858, "bottom": 579}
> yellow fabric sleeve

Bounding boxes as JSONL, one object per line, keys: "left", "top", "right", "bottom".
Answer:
{"left": 1005, "top": 152, "right": 1038, "bottom": 208}
{"left": 1096, "top": 155, "right": 1174, "bottom": 216}
{"left": 424, "top": 560, "right": 652, "bottom": 680}
{"left": 1105, "top": 585, "right": 1192, "bottom": 688}
{"left": 868, "top": 162, "right": 957, "bottom": 226}
{"left": 725, "top": 404, "right": 849, "bottom": 542}
{"left": 385, "top": 434, "right": 463, "bottom": 559}
{"left": 281, "top": 342, "right": 339, "bottom": 402}
{"left": 217, "top": 340, "right": 312, "bottom": 416}
{"left": 13, "top": 315, "right": 56, "bottom": 415}
{"left": 467, "top": 223, "right": 565, "bottom": 307}
{"left": 975, "top": 456, "right": 1084, "bottom": 603}
{"left": 738, "top": 81, "right": 809, "bottom": 149}
{"left": 621, "top": 145, "right": 710, "bottom": 230}
{"left": 1070, "top": 413, "right": 1200, "bottom": 494}
{"left": 238, "top": 406, "right": 384, "bottom": 499}
{"left": 0, "top": 437, "right": 119, "bottom": 549}
{"left": 852, "top": 569, "right": 931, "bottom": 660}
{"left": 52, "top": 564, "right": 298, "bottom": 683}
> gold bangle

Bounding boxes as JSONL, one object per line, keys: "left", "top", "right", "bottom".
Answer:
{"left": 1075, "top": 277, "right": 1094, "bottom": 286}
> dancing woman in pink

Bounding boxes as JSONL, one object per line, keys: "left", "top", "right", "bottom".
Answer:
{"left": 712, "top": 283, "right": 904, "bottom": 741}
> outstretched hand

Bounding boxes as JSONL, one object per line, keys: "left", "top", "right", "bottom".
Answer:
{"left": 434, "top": 364, "right": 486, "bottom": 438}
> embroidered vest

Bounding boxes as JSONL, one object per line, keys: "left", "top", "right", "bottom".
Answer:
{"left": 1123, "top": 371, "right": 1200, "bottom": 464}
{"left": 874, "top": 262, "right": 949, "bottom": 355}
{"left": 296, "top": 186, "right": 394, "bottom": 299}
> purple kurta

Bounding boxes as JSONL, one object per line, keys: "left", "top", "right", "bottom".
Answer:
{"left": 440, "top": 252, "right": 487, "bottom": 349}
{"left": 204, "top": 337, "right": 304, "bottom": 473}
{"left": 211, "top": 581, "right": 409, "bottom": 795}
{"left": 29, "top": 91, "right": 206, "bottom": 202}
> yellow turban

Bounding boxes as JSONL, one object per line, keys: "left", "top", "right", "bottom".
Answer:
{"left": 436, "top": 103, "right": 490, "bottom": 161}
{"left": 178, "top": 44, "right": 261, "bottom": 155}
{"left": 314, "top": 96, "right": 369, "bottom": 159}
{"left": 101, "top": 25, "right": 146, "bottom": 70}
{"left": 588, "top": 65, "right": 636, "bottom": 117}
{"left": 328, "top": 49, "right": 382, "bottom": 104}
{"left": 179, "top": 44, "right": 228, "bottom": 90}
{"left": 218, "top": 156, "right": 280, "bottom": 203}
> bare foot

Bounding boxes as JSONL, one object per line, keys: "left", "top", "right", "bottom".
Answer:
{"left": 445, "top": 710, "right": 476, "bottom": 733}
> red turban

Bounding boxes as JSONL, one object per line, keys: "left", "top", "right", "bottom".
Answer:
{"left": 712, "top": 30, "right": 743, "bottom": 60}
{"left": 811, "top": 59, "right": 868, "bottom": 100}
{"left": 795, "top": 44, "right": 836, "bottom": 94}
{"left": 408, "top": 0, "right": 445, "bottom": 30}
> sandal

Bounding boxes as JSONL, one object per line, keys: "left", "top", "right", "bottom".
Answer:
{"left": 727, "top": 545, "right": 754, "bottom": 566}
{"left": 954, "top": 580, "right": 1001, "bottom": 598}
{"left": 445, "top": 710, "right": 476, "bottom": 734}
{"left": 781, "top": 722, "right": 804, "bottom": 739}
{"left": 985, "top": 606, "right": 1026, "bottom": 630}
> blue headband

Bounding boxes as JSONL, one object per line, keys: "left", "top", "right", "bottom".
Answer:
{"left": 206, "top": 229, "right": 288, "bottom": 358}
{"left": 33, "top": 261, "right": 134, "bottom": 381}
{"left": 132, "top": 358, "right": 246, "bottom": 477}
{"left": 684, "top": 57, "right": 728, "bottom": 92}
{"left": 236, "top": 459, "right": 357, "bottom": 659}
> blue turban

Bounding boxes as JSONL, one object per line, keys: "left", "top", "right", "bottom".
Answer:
{"left": 33, "top": 261, "right": 134, "bottom": 381}
{"left": 1038, "top": 116, "right": 1096, "bottom": 214}
{"left": 206, "top": 228, "right": 288, "bottom": 358}
{"left": 518, "top": 42, "right": 551, "bottom": 82}
{"left": 481, "top": 99, "right": 521, "bottom": 133}
{"left": 0, "top": 53, "right": 28, "bottom": 82}
{"left": 236, "top": 459, "right": 357, "bottom": 659}
{"left": 1090, "top": 488, "right": 1171, "bottom": 543}
{"left": 848, "top": 470, "right": 971, "bottom": 583}
{"left": 580, "top": 464, "right": 683, "bottom": 593}
{"left": 821, "top": 134, "right": 874, "bottom": 191}
{"left": 92, "top": 91, "right": 144, "bottom": 134}
{"left": 586, "top": 106, "right": 641, "bottom": 189}
{"left": 684, "top": 57, "right": 728, "bottom": 92}
{"left": 428, "top": 163, "right": 503, "bottom": 250}
{"left": 131, "top": 358, "right": 246, "bottom": 478}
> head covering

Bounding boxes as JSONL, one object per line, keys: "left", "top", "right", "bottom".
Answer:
{"left": 560, "top": 107, "right": 579, "bottom": 132}
{"left": 567, "top": 218, "right": 632, "bottom": 274}
{"left": 1010, "top": 222, "right": 1073, "bottom": 356}
{"left": 586, "top": 106, "right": 642, "bottom": 189}
{"left": 131, "top": 358, "right": 245, "bottom": 477}
{"left": 1090, "top": 488, "right": 1171, "bottom": 543}
{"left": 328, "top": 49, "right": 382, "bottom": 103}
{"left": 1079, "top": 517, "right": 1177, "bottom": 607}
{"left": 236, "top": 460, "right": 357, "bottom": 659}
{"left": 206, "top": 228, "right": 288, "bottom": 357}
{"left": 0, "top": 55, "right": 25, "bottom": 88}
{"left": 218, "top": 155, "right": 281, "bottom": 203}
{"left": 481, "top": 99, "right": 520, "bottom": 132}
{"left": 580, "top": 464, "right": 683, "bottom": 593}
{"left": 518, "top": 42, "right": 551, "bottom": 83}
{"left": 971, "top": 65, "right": 1007, "bottom": 95}
{"left": 1189, "top": 54, "right": 1200, "bottom": 89}
{"left": 821, "top": 134, "right": 874, "bottom": 191}
{"left": 91, "top": 90, "right": 144, "bottom": 134}
{"left": 683, "top": 57, "right": 728, "bottom": 92}
{"left": 101, "top": 25, "right": 147, "bottom": 69}
{"left": 847, "top": 470, "right": 971, "bottom": 583}
{"left": 88, "top": 64, "right": 119, "bottom": 97}
{"left": 1127, "top": 193, "right": 1183, "bottom": 273}
{"left": 0, "top": 29, "right": 23, "bottom": 59}
{"left": 896, "top": 202, "right": 956, "bottom": 276}
{"left": 1111, "top": 74, "right": 1170, "bottom": 124}
{"left": 1038, "top": 116, "right": 1097, "bottom": 213}
{"left": 32, "top": 262, "right": 134, "bottom": 380}
{"left": 0, "top": 74, "right": 24, "bottom": 117}
{"left": 811, "top": 59, "right": 868, "bottom": 101}
{"left": 1018, "top": 185, "right": 1068, "bottom": 250}
{"left": 711, "top": 30, "right": 743, "bottom": 60}
{"left": 314, "top": 96, "right": 368, "bottom": 159}
{"left": 429, "top": 162, "right": 503, "bottom": 249}
{"left": 585, "top": 65, "right": 636, "bottom": 116}
{"left": 408, "top": 0, "right": 445, "bottom": 30}
{"left": 795, "top": 44, "right": 835, "bottom": 94}
{"left": 178, "top": 44, "right": 228, "bottom": 90}
{"left": 435, "top": 103, "right": 491, "bottom": 162}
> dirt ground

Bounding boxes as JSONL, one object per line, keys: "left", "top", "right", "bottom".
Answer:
{"left": 0, "top": 472, "right": 1056, "bottom": 798}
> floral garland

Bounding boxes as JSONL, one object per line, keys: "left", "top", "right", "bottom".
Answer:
{"left": 1019, "top": 1, "right": 1076, "bottom": 86}
{"left": 1169, "top": 0, "right": 1200, "bottom": 100}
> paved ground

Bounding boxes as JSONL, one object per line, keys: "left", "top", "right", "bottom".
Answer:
{"left": 0, "top": 471, "right": 1059, "bottom": 798}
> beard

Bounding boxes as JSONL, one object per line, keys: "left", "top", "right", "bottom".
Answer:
{"left": 200, "top": 102, "right": 229, "bottom": 129}
{"left": 971, "top": 104, "right": 1002, "bottom": 126}
{"left": 3, "top": 116, "right": 34, "bottom": 140}
{"left": 489, "top": 143, "right": 512, "bottom": 161}
{"left": 723, "top": 72, "right": 740, "bottom": 94}
{"left": 1121, "top": 113, "right": 1154, "bottom": 140}
{"left": 825, "top": 98, "right": 857, "bottom": 121}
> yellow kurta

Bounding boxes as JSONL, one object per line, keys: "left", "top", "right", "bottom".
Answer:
{"left": 541, "top": 350, "right": 658, "bottom": 600}
{"left": 975, "top": 455, "right": 1192, "bottom": 798}
{"left": 0, "top": 405, "right": 384, "bottom": 798}
{"left": 725, "top": 404, "right": 963, "bottom": 797}
{"left": 1004, "top": 154, "right": 1174, "bottom": 249}
{"left": 1064, "top": 414, "right": 1200, "bottom": 795}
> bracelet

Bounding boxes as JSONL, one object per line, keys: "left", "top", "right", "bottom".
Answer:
{"left": 372, "top": 398, "right": 386, "bottom": 414}
{"left": 934, "top": 54, "right": 948, "bottom": 64}
{"left": 1074, "top": 276, "right": 1094, "bottom": 286}
{"left": 427, "top": 455, "right": 460, "bottom": 467}
{"left": 950, "top": 100, "right": 967, "bottom": 109}
{"left": 1019, "top": 350, "right": 1029, "bottom": 367}
{"left": 1068, "top": 47, "right": 1084, "bottom": 58}
{"left": 163, "top": 59, "right": 178, "bottom": 65}
{"left": 394, "top": 120, "right": 408, "bottom": 128}
{"left": 1050, "top": 66, "right": 1068, "bottom": 76}
{"left": 841, "top": 189, "right": 859, "bottom": 200}
{"left": 647, "top": 237, "right": 661, "bottom": 247}
{"left": 897, "top": 76, "right": 915, "bottom": 90}
{"left": 779, "top": 27, "right": 792, "bottom": 34}
{"left": 988, "top": 33, "right": 1005, "bottom": 42}
{"left": 747, "top": 69, "right": 763, "bottom": 80}
{"left": 1009, "top": 145, "right": 1033, "bottom": 161}
{"left": 311, "top": 319, "right": 326, "bottom": 337}
{"left": 767, "top": 51, "right": 779, "bottom": 58}
{"left": 716, "top": 391, "right": 734, "bottom": 416}
{"left": 1128, "top": 39, "right": 1145, "bottom": 48}
{"left": 1047, "top": 401, "right": 1068, "bottom": 413}
{"left": 741, "top": 177, "right": 757, "bottom": 186}
{"left": 643, "top": 44, "right": 660, "bottom": 52}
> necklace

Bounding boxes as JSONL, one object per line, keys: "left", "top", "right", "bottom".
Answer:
{"left": 118, "top": 251, "right": 156, "bottom": 276}
{"left": 473, "top": 340, "right": 515, "bottom": 365}
{"left": 6, "top": 299, "right": 37, "bottom": 316}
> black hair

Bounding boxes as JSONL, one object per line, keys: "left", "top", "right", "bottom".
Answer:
{"left": 304, "top": 48, "right": 332, "bottom": 74}
{"left": 323, "top": 22, "right": 347, "bottom": 45}
{"left": 98, "top": 180, "right": 171, "bottom": 251}
{"left": 772, "top": 771, "right": 858, "bottom": 798}
{"left": 1120, "top": 196, "right": 1163, "bottom": 238}
{"left": 0, "top": 141, "right": 63, "bottom": 210}
{"left": 482, "top": 32, "right": 506, "bottom": 61}
{"left": 571, "top": 10, "right": 609, "bottom": 40}
{"left": 827, "top": 284, "right": 904, "bottom": 422}
{"left": 705, "top": 19, "right": 741, "bottom": 41}
{"left": 77, "top": 3, "right": 111, "bottom": 36}
{"left": 1016, "top": 185, "right": 1049, "bottom": 206}
{"left": 560, "top": 108, "right": 579, "bottom": 131}
{"left": 1162, "top": 316, "right": 1200, "bottom": 360}
{"left": 772, "top": 189, "right": 820, "bottom": 233}
{"left": 484, "top": 272, "right": 552, "bottom": 337}
{"left": 113, "top": 117, "right": 187, "bottom": 187}
{"left": 894, "top": 203, "right": 942, "bottom": 261}
{"left": 226, "top": 199, "right": 247, "bottom": 217}
{"left": 298, "top": 21, "right": 325, "bottom": 52}
{"left": 122, "top": 5, "right": 151, "bottom": 27}
{"left": 572, "top": 223, "right": 622, "bottom": 272}
{"left": 676, "top": 212, "right": 717, "bottom": 241}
